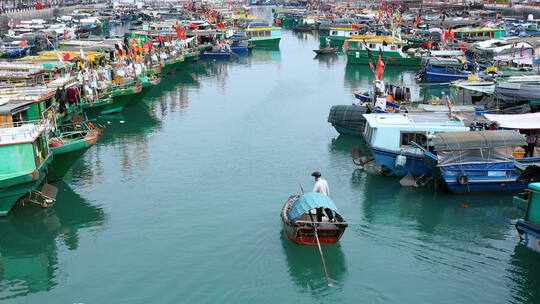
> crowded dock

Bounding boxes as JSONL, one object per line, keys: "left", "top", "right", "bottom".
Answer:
{"left": 0, "top": 0, "right": 539, "bottom": 302}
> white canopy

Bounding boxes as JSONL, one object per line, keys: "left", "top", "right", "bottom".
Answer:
{"left": 483, "top": 112, "right": 540, "bottom": 130}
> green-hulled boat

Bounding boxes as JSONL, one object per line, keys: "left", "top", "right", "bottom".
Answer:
{"left": 246, "top": 26, "right": 281, "bottom": 47}
{"left": 108, "top": 82, "right": 143, "bottom": 106}
{"left": 82, "top": 81, "right": 143, "bottom": 117}
{"left": 140, "top": 76, "right": 162, "bottom": 95}
{"left": 319, "top": 26, "right": 361, "bottom": 48}
{"left": 47, "top": 122, "right": 104, "bottom": 182}
{"left": 345, "top": 36, "right": 421, "bottom": 66}
{"left": 183, "top": 51, "right": 200, "bottom": 63}
{"left": 158, "top": 58, "right": 178, "bottom": 76}
{"left": 0, "top": 121, "right": 52, "bottom": 216}
{"left": 80, "top": 97, "right": 120, "bottom": 117}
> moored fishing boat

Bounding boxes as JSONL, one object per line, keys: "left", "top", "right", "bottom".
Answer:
{"left": 246, "top": 25, "right": 281, "bottom": 47}
{"left": 47, "top": 121, "right": 104, "bottom": 182}
{"left": 0, "top": 120, "right": 52, "bottom": 216}
{"left": 515, "top": 183, "right": 540, "bottom": 254}
{"left": 345, "top": 36, "right": 421, "bottom": 66}
{"left": 424, "top": 130, "right": 535, "bottom": 193}
{"left": 319, "top": 25, "right": 361, "bottom": 48}
{"left": 281, "top": 192, "right": 347, "bottom": 245}
{"left": 313, "top": 47, "right": 337, "bottom": 55}
{"left": 362, "top": 113, "right": 470, "bottom": 177}
{"left": 139, "top": 76, "right": 161, "bottom": 95}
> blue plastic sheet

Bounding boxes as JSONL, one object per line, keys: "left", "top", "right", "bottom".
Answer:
{"left": 288, "top": 192, "right": 339, "bottom": 220}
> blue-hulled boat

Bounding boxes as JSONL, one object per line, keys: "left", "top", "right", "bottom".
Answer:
{"left": 516, "top": 183, "right": 540, "bottom": 254}
{"left": 230, "top": 34, "right": 249, "bottom": 54}
{"left": 424, "top": 130, "right": 540, "bottom": 193}
{"left": 200, "top": 48, "right": 232, "bottom": 59}
{"left": 419, "top": 57, "right": 484, "bottom": 83}
{"left": 362, "top": 113, "right": 470, "bottom": 177}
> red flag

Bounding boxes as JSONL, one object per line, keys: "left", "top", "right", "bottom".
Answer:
{"left": 18, "top": 40, "right": 27, "bottom": 47}
{"left": 276, "top": 18, "right": 282, "bottom": 24}
{"left": 189, "top": 23, "right": 197, "bottom": 29}
{"left": 351, "top": 24, "right": 359, "bottom": 30}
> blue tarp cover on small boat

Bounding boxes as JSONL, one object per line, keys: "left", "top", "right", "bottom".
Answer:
{"left": 288, "top": 192, "right": 339, "bottom": 220}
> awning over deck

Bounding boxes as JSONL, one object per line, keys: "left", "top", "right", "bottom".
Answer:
{"left": 432, "top": 130, "right": 525, "bottom": 151}
{"left": 483, "top": 112, "right": 540, "bottom": 130}
{"left": 288, "top": 192, "right": 339, "bottom": 220}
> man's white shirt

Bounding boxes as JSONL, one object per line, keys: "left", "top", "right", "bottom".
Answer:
{"left": 313, "top": 178, "right": 329, "bottom": 196}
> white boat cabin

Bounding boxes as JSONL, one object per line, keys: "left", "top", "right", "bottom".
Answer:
{"left": 362, "top": 113, "right": 470, "bottom": 155}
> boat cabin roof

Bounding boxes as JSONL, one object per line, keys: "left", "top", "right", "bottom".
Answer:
{"left": 0, "top": 122, "right": 47, "bottom": 146}
{"left": 363, "top": 113, "right": 466, "bottom": 129}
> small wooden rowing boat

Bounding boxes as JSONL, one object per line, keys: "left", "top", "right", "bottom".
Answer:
{"left": 313, "top": 47, "right": 337, "bottom": 55}
{"left": 281, "top": 192, "right": 347, "bottom": 245}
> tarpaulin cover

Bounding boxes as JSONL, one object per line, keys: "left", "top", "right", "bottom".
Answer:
{"left": 327, "top": 105, "right": 367, "bottom": 132}
{"left": 483, "top": 112, "right": 540, "bottom": 130}
{"left": 432, "top": 130, "right": 525, "bottom": 151}
{"left": 491, "top": 83, "right": 540, "bottom": 112}
{"left": 288, "top": 192, "right": 339, "bottom": 220}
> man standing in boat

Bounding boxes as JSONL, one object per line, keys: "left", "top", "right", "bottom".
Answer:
{"left": 312, "top": 171, "right": 334, "bottom": 222}
{"left": 312, "top": 171, "right": 329, "bottom": 196}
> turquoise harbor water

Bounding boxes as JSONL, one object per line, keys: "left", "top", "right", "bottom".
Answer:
{"left": 1, "top": 11, "right": 540, "bottom": 304}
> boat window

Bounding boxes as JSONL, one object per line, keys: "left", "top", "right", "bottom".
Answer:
{"left": 391, "top": 45, "right": 396, "bottom": 51}
{"left": 331, "top": 30, "right": 338, "bottom": 35}
{"left": 265, "top": 31, "right": 270, "bottom": 37}
{"left": 397, "top": 45, "right": 401, "bottom": 49}
{"left": 369, "top": 43, "right": 375, "bottom": 49}
{"left": 400, "top": 132, "right": 427, "bottom": 148}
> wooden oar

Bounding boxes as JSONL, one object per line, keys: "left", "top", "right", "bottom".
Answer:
{"left": 308, "top": 210, "right": 333, "bottom": 287}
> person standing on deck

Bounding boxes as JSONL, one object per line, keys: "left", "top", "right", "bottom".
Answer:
{"left": 312, "top": 171, "right": 334, "bottom": 222}
{"left": 526, "top": 133, "right": 537, "bottom": 157}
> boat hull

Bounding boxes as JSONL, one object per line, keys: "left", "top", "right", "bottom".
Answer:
{"left": 249, "top": 38, "right": 281, "bottom": 47}
{"left": 48, "top": 139, "right": 92, "bottom": 182}
{"left": 0, "top": 157, "right": 51, "bottom": 216}
{"left": 516, "top": 219, "right": 540, "bottom": 254}
{"left": 443, "top": 178, "right": 528, "bottom": 193}
{"left": 283, "top": 227, "right": 341, "bottom": 245}
{"left": 280, "top": 196, "right": 346, "bottom": 246}
{"left": 200, "top": 51, "right": 232, "bottom": 59}
{"left": 367, "top": 142, "right": 429, "bottom": 177}
{"left": 347, "top": 50, "right": 421, "bottom": 66}
{"left": 424, "top": 67, "right": 470, "bottom": 83}
{"left": 81, "top": 97, "right": 124, "bottom": 117}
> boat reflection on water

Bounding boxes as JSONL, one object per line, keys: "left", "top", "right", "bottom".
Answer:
{"left": 344, "top": 65, "right": 417, "bottom": 94}
{"left": 508, "top": 244, "right": 540, "bottom": 304}
{"left": 361, "top": 174, "right": 520, "bottom": 232}
{"left": 330, "top": 135, "right": 363, "bottom": 154}
{"left": 0, "top": 182, "right": 105, "bottom": 300}
{"left": 280, "top": 230, "right": 347, "bottom": 296}
{"left": 73, "top": 101, "right": 162, "bottom": 185}
{"left": 314, "top": 53, "right": 340, "bottom": 68}
{"left": 249, "top": 47, "right": 281, "bottom": 65}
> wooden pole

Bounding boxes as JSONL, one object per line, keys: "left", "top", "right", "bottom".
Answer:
{"left": 308, "top": 210, "right": 333, "bottom": 287}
